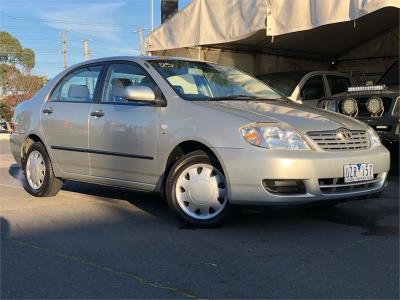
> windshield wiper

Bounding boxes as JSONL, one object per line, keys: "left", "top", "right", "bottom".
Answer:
{"left": 272, "top": 97, "right": 289, "bottom": 102}
{"left": 206, "top": 95, "right": 261, "bottom": 101}
{"left": 200, "top": 95, "right": 288, "bottom": 102}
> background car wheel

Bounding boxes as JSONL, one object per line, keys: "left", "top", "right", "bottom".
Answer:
{"left": 23, "top": 142, "right": 63, "bottom": 197}
{"left": 165, "top": 150, "right": 230, "bottom": 227}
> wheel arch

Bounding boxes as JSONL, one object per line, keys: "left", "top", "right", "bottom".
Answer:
{"left": 159, "top": 140, "right": 227, "bottom": 197}
{"left": 21, "top": 134, "right": 46, "bottom": 164}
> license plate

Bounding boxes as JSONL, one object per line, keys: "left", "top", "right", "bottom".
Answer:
{"left": 344, "top": 163, "right": 374, "bottom": 183}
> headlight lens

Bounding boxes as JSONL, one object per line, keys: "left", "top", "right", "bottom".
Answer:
{"left": 366, "top": 96, "right": 384, "bottom": 116}
{"left": 240, "top": 123, "right": 312, "bottom": 150}
{"left": 367, "top": 127, "right": 382, "bottom": 147}
{"left": 341, "top": 98, "right": 358, "bottom": 116}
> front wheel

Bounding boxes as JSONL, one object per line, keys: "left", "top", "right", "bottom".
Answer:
{"left": 23, "top": 142, "right": 63, "bottom": 197}
{"left": 165, "top": 151, "right": 230, "bottom": 227}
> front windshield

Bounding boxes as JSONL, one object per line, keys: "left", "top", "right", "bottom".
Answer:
{"left": 148, "top": 60, "right": 282, "bottom": 101}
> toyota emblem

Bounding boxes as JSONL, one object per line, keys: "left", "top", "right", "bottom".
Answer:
{"left": 336, "top": 128, "right": 352, "bottom": 141}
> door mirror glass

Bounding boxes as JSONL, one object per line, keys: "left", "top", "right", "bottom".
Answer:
{"left": 125, "top": 86, "right": 156, "bottom": 103}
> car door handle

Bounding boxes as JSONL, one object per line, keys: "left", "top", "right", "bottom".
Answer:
{"left": 42, "top": 107, "right": 53, "bottom": 114}
{"left": 90, "top": 109, "right": 104, "bottom": 118}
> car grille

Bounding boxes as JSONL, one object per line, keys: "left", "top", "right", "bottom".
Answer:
{"left": 307, "top": 129, "right": 370, "bottom": 151}
{"left": 319, "top": 175, "right": 381, "bottom": 194}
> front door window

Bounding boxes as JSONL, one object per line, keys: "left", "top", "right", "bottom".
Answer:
{"left": 101, "top": 63, "right": 158, "bottom": 103}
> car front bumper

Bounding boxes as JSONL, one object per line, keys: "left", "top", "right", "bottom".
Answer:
{"left": 214, "top": 145, "right": 390, "bottom": 205}
{"left": 362, "top": 116, "right": 399, "bottom": 143}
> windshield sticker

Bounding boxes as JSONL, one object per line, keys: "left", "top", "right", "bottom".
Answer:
{"left": 158, "top": 62, "right": 175, "bottom": 68}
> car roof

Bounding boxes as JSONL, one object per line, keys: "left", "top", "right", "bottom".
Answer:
{"left": 70, "top": 56, "right": 204, "bottom": 67}
{"left": 259, "top": 70, "right": 350, "bottom": 77}
{"left": 58, "top": 56, "right": 219, "bottom": 77}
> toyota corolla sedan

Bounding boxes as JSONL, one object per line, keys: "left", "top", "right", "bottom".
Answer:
{"left": 10, "top": 57, "right": 390, "bottom": 226}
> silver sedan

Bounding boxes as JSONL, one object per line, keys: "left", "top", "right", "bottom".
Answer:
{"left": 10, "top": 57, "right": 390, "bottom": 226}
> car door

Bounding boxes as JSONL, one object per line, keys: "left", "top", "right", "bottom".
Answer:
{"left": 88, "top": 61, "right": 159, "bottom": 188}
{"left": 41, "top": 64, "right": 103, "bottom": 175}
{"left": 299, "top": 75, "right": 327, "bottom": 107}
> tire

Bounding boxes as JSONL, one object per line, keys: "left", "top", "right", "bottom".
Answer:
{"left": 165, "top": 150, "right": 230, "bottom": 227}
{"left": 22, "top": 142, "right": 63, "bottom": 197}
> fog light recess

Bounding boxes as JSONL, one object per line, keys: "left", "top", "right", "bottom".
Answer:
{"left": 262, "top": 180, "right": 306, "bottom": 195}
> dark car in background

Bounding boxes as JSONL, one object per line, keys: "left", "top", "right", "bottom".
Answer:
{"left": 320, "top": 61, "right": 399, "bottom": 143}
{"left": 0, "top": 120, "right": 11, "bottom": 133}
{"left": 258, "top": 70, "right": 352, "bottom": 105}
{"left": 259, "top": 62, "right": 399, "bottom": 143}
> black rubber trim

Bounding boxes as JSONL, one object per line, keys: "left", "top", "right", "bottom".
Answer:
{"left": 51, "top": 145, "right": 154, "bottom": 160}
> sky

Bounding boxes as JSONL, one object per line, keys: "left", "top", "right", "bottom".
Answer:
{"left": 0, "top": 0, "right": 192, "bottom": 78}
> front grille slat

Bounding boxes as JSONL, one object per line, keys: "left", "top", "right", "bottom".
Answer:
{"left": 319, "top": 175, "right": 381, "bottom": 194}
{"left": 320, "top": 178, "right": 381, "bottom": 188}
{"left": 308, "top": 129, "right": 370, "bottom": 151}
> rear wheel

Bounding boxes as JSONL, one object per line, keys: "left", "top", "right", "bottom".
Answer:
{"left": 165, "top": 151, "right": 230, "bottom": 226}
{"left": 23, "top": 142, "right": 63, "bottom": 197}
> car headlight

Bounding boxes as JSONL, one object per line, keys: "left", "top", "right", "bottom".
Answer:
{"left": 366, "top": 96, "right": 384, "bottom": 116}
{"left": 240, "top": 123, "right": 312, "bottom": 150}
{"left": 367, "top": 127, "right": 382, "bottom": 147}
{"left": 341, "top": 98, "right": 358, "bottom": 116}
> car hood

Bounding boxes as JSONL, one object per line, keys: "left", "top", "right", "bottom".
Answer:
{"left": 195, "top": 100, "right": 366, "bottom": 132}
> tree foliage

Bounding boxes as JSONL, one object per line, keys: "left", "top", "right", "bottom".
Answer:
{"left": 0, "top": 32, "right": 45, "bottom": 115}
{"left": 1, "top": 64, "right": 46, "bottom": 103}
{"left": 0, "top": 101, "right": 13, "bottom": 122}
{"left": 0, "top": 31, "right": 35, "bottom": 71}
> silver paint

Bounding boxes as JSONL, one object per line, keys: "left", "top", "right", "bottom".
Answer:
{"left": 10, "top": 56, "right": 390, "bottom": 209}
{"left": 175, "top": 163, "right": 227, "bottom": 220}
{"left": 26, "top": 150, "right": 45, "bottom": 190}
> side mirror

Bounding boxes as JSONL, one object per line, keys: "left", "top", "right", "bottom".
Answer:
{"left": 125, "top": 86, "right": 156, "bottom": 103}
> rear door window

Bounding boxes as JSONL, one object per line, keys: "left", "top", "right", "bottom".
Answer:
{"left": 49, "top": 65, "right": 102, "bottom": 102}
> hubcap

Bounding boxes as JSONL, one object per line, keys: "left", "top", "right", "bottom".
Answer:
{"left": 26, "top": 150, "right": 46, "bottom": 190}
{"left": 175, "top": 163, "right": 228, "bottom": 220}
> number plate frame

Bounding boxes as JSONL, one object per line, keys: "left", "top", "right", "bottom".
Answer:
{"left": 344, "top": 163, "right": 374, "bottom": 183}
